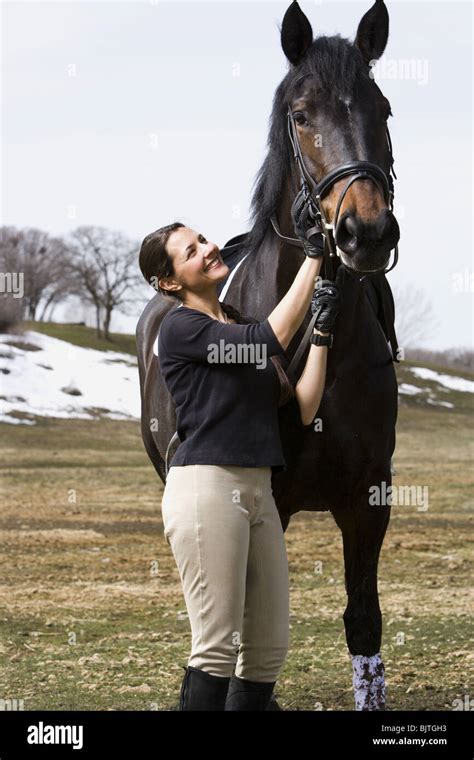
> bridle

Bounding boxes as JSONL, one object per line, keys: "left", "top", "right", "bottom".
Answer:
{"left": 271, "top": 104, "right": 399, "bottom": 280}
{"left": 270, "top": 103, "right": 400, "bottom": 381}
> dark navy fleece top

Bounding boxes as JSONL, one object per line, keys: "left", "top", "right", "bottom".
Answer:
{"left": 158, "top": 304, "right": 287, "bottom": 474}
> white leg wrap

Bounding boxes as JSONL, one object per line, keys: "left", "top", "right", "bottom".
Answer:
{"left": 351, "top": 653, "right": 386, "bottom": 711}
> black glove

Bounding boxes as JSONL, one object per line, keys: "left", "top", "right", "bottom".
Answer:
{"left": 310, "top": 280, "right": 340, "bottom": 334}
{"left": 291, "top": 186, "right": 324, "bottom": 258}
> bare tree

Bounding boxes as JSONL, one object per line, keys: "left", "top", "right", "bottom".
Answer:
{"left": 405, "top": 347, "right": 473, "bottom": 372}
{"left": 0, "top": 225, "right": 79, "bottom": 325}
{"left": 66, "top": 225, "right": 142, "bottom": 341}
{"left": 392, "top": 284, "right": 439, "bottom": 349}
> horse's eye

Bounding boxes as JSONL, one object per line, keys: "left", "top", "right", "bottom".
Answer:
{"left": 293, "top": 112, "right": 308, "bottom": 126}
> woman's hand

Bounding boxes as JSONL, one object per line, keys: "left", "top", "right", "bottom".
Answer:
{"left": 291, "top": 187, "right": 324, "bottom": 258}
{"left": 310, "top": 280, "right": 340, "bottom": 334}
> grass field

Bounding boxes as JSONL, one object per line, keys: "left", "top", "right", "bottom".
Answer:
{"left": 19, "top": 321, "right": 138, "bottom": 357}
{"left": 0, "top": 325, "right": 472, "bottom": 711}
{"left": 0, "top": 406, "right": 471, "bottom": 711}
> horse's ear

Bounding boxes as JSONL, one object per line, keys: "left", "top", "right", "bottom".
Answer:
{"left": 280, "top": 1, "right": 313, "bottom": 66}
{"left": 355, "top": 0, "right": 389, "bottom": 66}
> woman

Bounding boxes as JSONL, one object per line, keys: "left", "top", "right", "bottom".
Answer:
{"left": 138, "top": 221, "right": 339, "bottom": 711}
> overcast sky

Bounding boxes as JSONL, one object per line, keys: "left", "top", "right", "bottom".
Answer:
{"left": 2, "top": 0, "right": 472, "bottom": 349}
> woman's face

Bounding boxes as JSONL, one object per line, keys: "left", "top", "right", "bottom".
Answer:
{"left": 160, "top": 226, "right": 229, "bottom": 297}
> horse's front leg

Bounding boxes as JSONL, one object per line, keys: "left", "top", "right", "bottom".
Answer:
{"left": 332, "top": 494, "right": 391, "bottom": 710}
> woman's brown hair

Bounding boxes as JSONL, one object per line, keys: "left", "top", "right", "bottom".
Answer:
{"left": 138, "top": 221, "right": 185, "bottom": 300}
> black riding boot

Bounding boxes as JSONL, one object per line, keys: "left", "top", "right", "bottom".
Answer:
{"left": 224, "top": 674, "right": 276, "bottom": 711}
{"left": 179, "top": 666, "right": 231, "bottom": 711}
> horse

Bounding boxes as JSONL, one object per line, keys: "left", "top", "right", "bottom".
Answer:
{"left": 136, "top": 0, "right": 400, "bottom": 710}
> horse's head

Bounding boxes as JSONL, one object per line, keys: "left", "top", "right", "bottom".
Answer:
{"left": 279, "top": 0, "right": 400, "bottom": 274}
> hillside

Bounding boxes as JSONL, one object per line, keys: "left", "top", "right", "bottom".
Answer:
{"left": 0, "top": 323, "right": 472, "bottom": 425}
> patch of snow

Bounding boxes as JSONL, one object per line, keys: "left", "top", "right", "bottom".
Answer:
{"left": 426, "top": 398, "right": 455, "bottom": 409}
{"left": 399, "top": 383, "right": 424, "bottom": 396}
{"left": 410, "top": 367, "right": 474, "bottom": 393}
{"left": 0, "top": 331, "right": 140, "bottom": 425}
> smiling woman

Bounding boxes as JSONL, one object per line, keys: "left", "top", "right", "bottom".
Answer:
{"left": 137, "top": 217, "right": 336, "bottom": 710}
{"left": 138, "top": 222, "right": 228, "bottom": 312}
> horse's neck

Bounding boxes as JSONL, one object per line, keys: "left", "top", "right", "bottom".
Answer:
{"left": 236, "top": 226, "right": 290, "bottom": 318}
{"left": 247, "top": 179, "right": 306, "bottom": 311}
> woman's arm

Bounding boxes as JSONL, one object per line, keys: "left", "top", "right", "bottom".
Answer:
{"left": 294, "top": 278, "right": 341, "bottom": 425}
{"left": 295, "top": 329, "right": 329, "bottom": 426}
{"left": 267, "top": 257, "right": 323, "bottom": 351}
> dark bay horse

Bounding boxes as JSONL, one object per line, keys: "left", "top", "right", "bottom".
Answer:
{"left": 136, "top": 0, "right": 400, "bottom": 710}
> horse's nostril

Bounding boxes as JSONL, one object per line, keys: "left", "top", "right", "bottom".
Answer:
{"left": 336, "top": 209, "right": 399, "bottom": 257}
{"left": 344, "top": 215, "right": 358, "bottom": 236}
{"left": 336, "top": 214, "right": 359, "bottom": 254}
